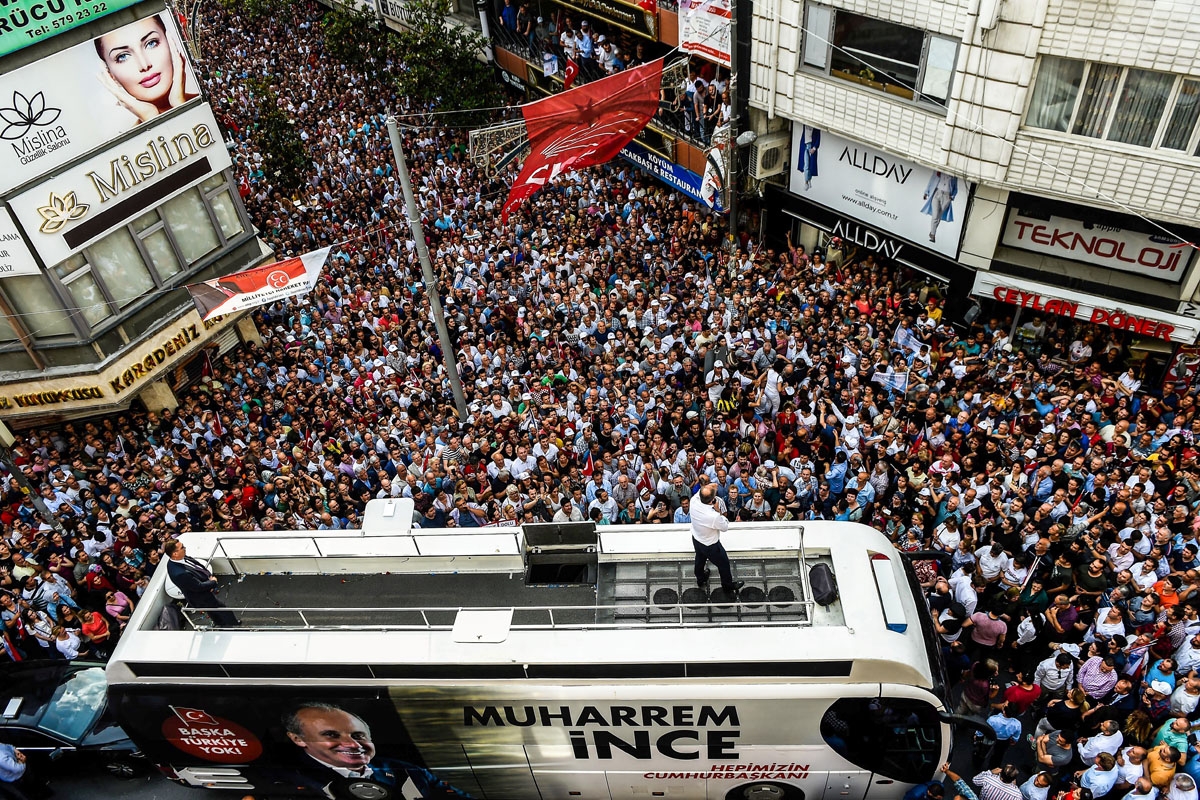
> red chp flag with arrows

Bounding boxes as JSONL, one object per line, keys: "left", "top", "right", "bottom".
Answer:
{"left": 501, "top": 58, "right": 663, "bottom": 222}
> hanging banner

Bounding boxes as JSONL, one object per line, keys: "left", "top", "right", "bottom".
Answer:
{"left": 187, "top": 247, "right": 331, "bottom": 322}
{"left": 1165, "top": 346, "right": 1200, "bottom": 394}
{"left": 679, "top": 0, "right": 731, "bottom": 68}
{"left": 0, "top": 11, "right": 202, "bottom": 194}
{"left": 501, "top": 59, "right": 663, "bottom": 222}
{"left": 0, "top": 0, "right": 144, "bottom": 59}
{"left": 789, "top": 122, "right": 971, "bottom": 259}
{"left": 700, "top": 142, "right": 725, "bottom": 209}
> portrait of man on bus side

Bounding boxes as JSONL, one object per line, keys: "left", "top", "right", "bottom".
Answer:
{"left": 281, "top": 702, "right": 473, "bottom": 799}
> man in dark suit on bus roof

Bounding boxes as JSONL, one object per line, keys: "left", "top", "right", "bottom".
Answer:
{"left": 163, "top": 539, "right": 239, "bottom": 628}
{"left": 282, "top": 703, "right": 472, "bottom": 799}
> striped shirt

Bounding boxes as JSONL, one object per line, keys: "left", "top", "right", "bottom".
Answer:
{"left": 973, "top": 771, "right": 1023, "bottom": 800}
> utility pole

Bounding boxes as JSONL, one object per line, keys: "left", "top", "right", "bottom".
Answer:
{"left": 726, "top": 0, "right": 738, "bottom": 253}
{"left": 385, "top": 117, "right": 470, "bottom": 421}
{"left": 0, "top": 420, "right": 65, "bottom": 535}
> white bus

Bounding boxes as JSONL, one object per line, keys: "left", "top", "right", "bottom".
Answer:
{"left": 106, "top": 501, "right": 973, "bottom": 800}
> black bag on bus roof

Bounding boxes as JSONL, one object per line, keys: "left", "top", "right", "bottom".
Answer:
{"left": 809, "top": 563, "right": 838, "bottom": 608}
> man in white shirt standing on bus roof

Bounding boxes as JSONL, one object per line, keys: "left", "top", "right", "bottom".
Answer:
{"left": 690, "top": 484, "right": 744, "bottom": 596}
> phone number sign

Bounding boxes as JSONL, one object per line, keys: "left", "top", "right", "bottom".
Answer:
{"left": 0, "top": 0, "right": 142, "bottom": 58}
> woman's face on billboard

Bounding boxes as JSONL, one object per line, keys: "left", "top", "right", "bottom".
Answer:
{"left": 97, "top": 18, "right": 174, "bottom": 108}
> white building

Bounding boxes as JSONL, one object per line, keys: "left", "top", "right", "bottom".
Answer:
{"left": 747, "top": 0, "right": 1200, "bottom": 347}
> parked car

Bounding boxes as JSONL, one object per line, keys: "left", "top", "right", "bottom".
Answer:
{"left": 0, "top": 661, "right": 144, "bottom": 778}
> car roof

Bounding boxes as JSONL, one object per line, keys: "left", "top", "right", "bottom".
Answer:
{"left": 0, "top": 662, "right": 104, "bottom": 729}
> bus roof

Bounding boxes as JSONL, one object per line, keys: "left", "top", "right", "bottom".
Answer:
{"left": 107, "top": 505, "right": 937, "bottom": 690}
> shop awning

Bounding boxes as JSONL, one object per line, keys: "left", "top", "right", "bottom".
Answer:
{"left": 972, "top": 272, "right": 1200, "bottom": 345}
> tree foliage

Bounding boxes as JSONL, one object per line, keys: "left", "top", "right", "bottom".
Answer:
{"left": 389, "top": 0, "right": 504, "bottom": 124}
{"left": 246, "top": 79, "right": 311, "bottom": 194}
{"left": 323, "top": 3, "right": 381, "bottom": 72}
{"left": 216, "top": 0, "right": 293, "bottom": 21}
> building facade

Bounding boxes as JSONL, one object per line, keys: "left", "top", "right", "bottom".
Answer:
{"left": 748, "top": 0, "right": 1200, "bottom": 352}
{"left": 0, "top": 0, "right": 270, "bottom": 425}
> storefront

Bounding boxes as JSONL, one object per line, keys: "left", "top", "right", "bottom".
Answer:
{"left": 988, "top": 192, "right": 1200, "bottom": 313}
{"left": 972, "top": 271, "right": 1200, "bottom": 382}
{"left": 971, "top": 273, "right": 1200, "bottom": 345}
{"left": 0, "top": 7, "right": 270, "bottom": 420}
{"left": 770, "top": 121, "right": 977, "bottom": 311}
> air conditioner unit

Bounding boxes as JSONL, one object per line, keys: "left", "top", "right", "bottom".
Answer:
{"left": 749, "top": 132, "right": 791, "bottom": 180}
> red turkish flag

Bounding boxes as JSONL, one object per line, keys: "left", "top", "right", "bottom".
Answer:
{"left": 563, "top": 57, "right": 579, "bottom": 90}
{"left": 637, "top": 0, "right": 657, "bottom": 13}
{"left": 501, "top": 58, "right": 663, "bottom": 222}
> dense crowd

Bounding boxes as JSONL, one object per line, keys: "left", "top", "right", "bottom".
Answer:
{"left": 3, "top": 4, "right": 1200, "bottom": 800}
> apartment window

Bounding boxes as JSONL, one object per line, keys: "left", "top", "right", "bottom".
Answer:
{"left": 161, "top": 188, "right": 222, "bottom": 264}
{"left": 1026, "top": 57, "right": 1200, "bottom": 153}
{"left": 1, "top": 275, "right": 76, "bottom": 337}
{"left": 53, "top": 255, "right": 114, "bottom": 327}
{"left": 90, "top": 229, "right": 157, "bottom": 308}
{"left": 800, "top": 5, "right": 959, "bottom": 109}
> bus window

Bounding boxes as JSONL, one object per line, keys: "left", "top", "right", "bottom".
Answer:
{"left": 819, "top": 697, "right": 941, "bottom": 783}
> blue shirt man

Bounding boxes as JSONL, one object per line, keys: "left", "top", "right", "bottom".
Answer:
{"left": 986, "top": 708, "right": 1023, "bottom": 745}
{"left": 0, "top": 744, "right": 26, "bottom": 784}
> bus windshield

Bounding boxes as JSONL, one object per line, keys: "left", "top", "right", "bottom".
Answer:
{"left": 820, "top": 696, "right": 943, "bottom": 783}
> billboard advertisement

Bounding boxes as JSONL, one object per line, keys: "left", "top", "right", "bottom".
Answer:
{"left": 1001, "top": 208, "right": 1192, "bottom": 282}
{"left": 0, "top": 10, "right": 201, "bottom": 193}
{"left": 7, "top": 102, "right": 230, "bottom": 266}
{"left": 0, "top": 0, "right": 143, "bottom": 59}
{"left": 680, "top": 0, "right": 731, "bottom": 68}
{"left": 788, "top": 122, "right": 971, "bottom": 259}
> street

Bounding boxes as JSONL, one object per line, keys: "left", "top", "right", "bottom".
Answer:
{"left": 49, "top": 772, "right": 194, "bottom": 800}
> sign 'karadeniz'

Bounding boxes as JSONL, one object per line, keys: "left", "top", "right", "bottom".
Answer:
{"left": 7, "top": 102, "right": 231, "bottom": 266}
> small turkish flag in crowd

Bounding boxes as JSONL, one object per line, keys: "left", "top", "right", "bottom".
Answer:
{"left": 563, "top": 57, "right": 579, "bottom": 90}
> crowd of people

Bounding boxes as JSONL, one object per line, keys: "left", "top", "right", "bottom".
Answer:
{"left": 3, "top": 3, "right": 1200, "bottom": 800}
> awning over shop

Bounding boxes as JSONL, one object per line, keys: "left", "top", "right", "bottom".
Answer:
{"left": 972, "top": 272, "right": 1200, "bottom": 345}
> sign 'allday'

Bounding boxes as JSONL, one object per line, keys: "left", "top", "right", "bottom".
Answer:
{"left": 789, "top": 122, "right": 971, "bottom": 259}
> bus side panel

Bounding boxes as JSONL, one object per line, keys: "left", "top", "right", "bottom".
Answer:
{"left": 106, "top": 682, "right": 944, "bottom": 800}
{"left": 392, "top": 684, "right": 879, "bottom": 800}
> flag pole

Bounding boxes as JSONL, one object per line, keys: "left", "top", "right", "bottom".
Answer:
{"left": 386, "top": 117, "right": 470, "bottom": 422}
